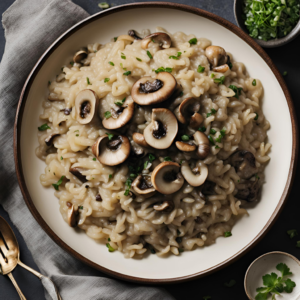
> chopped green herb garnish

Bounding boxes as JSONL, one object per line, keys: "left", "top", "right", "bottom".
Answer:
{"left": 287, "top": 229, "right": 298, "bottom": 239}
{"left": 150, "top": 248, "right": 156, "bottom": 254}
{"left": 76, "top": 134, "right": 79, "bottom": 137}
{"left": 252, "top": 79, "right": 257, "bottom": 86}
{"left": 214, "top": 75, "right": 225, "bottom": 85}
{"left": 169, "top": 52, "right": 181, "bottom": 60}
{"left": 198, "top": 126, "right": 206, "bottom": 132}
{"left": 210, "top": 73, "right": 215, "bottom": 78}
{"left": 109, "top": 174, "right": 112, "bottom": 179}
{"left": 144, "top": 161, "right": 149, "bottom": 169}
{"left": 215, "top": 128, "right": 226, "bottom": 143}
{"left": 106, "top": 133, "right": 114, "bottom": 140}
{"left": 228, "top": 62, "right": 232, "bottom": 69}
{"left": 164, "top": 156, "right": 172, "bottom": 161}
{"left": 149, "top": 153, "right": 156, "bottom": 162}
{"left": 123, "top": 71, "right": 131, "bottom": 76}
{"left": 283, "top": 71, "right": 288, "bottom": 76}
{"left": 207, "top": 135, "right": 215, "bottom": 145}
{"left": 188, "top": 38, "right": 197, "bottom": 45}
{"left": 60, "top": 156, "right": 63, "bottom": 160}
{"left": 224, "top": 231, "right": 232, "bottom": 237}
{"left": 255, "top": 174, "right": 260, "bottom": 180}
{"left": 38, "top": 124, "right": 51, "bottom": 131}
{"left": 70, "top": 61, "right": 74, "bottom": 66}
{"left": 136, "top": 57, "right": 142, "bottom": 61}
{"left": 178, "top": 248, "right": 184, "bottom": 253}
{"left": 243, "top": 0, "right": 300, "bottom": 42}
{"left": 197, "top": 65, "right": 205, "bottom": 73}
{"left": 180, "top": 91, "right": 184, "bottom": 97}
{"left": 104, "top": 78, "right": 110, "bottom": 83}
{"left": 121, "top": 53, "right": 126, "bottom": 59}
{"left": 215, "top": 145, "right": 220, "bottom": 149}
{"left": 154, "top": 66, "right": 173, "bottom": 74}
{"left": 52, "top": 176, "right": 65, "bottom": 191}
{"left": 147, "top": 50, "right": 153, "bottom": 59}
{"left": 74, "top": 130, "right": 79, "bottom": 132}
{"left": 109, "top": 61, "right": 114, "bottom": 66}
{"left": 48, "top": 81, "right": 51, "bottom": 85}
{"left": 99, "top": 2, "right": 110, "bottom": 9}
{"left": 229, "top": 85, "right": 243, "bottom": 99}
{"left": 210, "top": 129, "right": 216, "bottom": 135}
{"left": 87, "top": 77, "right": 92, "bottom": 85}
{"left": 206, "top": 108, "right": 217, "bottom": 118}
{"left": 114, "top": 37, "right": 117, "bottom": 42}
{"left": 224, "top": 279, "right": 236, "bottom": 287}
{"left": 108, "top": 237, "right": 111, "bottom": 241}
{"left": 296, "top": 241, "right": 300, "bottom": 248}
{"left": 93, "top": 158, "right": 96, "bottom": 161}
{"left": 254, "top": 113, "right": 259, "bottom": 121}
{"left": 79, "top": 206, "right": 83, "bottom": 209}
{"left": 181, "top": 135, "right": 189, "bottom": 141}
{"left": 115, "top": 97, "right": 126, "bottom": 106}
{"left": 104, "top": 111, "right": 112, "bottom": 119}
{"left": 106, "top": 243, "right": 115, "bottom": 252}
{"left": 255, "top": 263, "right": 296, "bottom": 299}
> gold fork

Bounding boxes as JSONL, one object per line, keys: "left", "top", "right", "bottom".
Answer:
{"left": 0, "top": 222, "right": 26, "bottom": 299}
{"left": 0, "top": 216, "right": 62, "bottom": 299}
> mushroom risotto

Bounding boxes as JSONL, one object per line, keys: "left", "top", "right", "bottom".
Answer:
{"left": 36, "top": 28, "right": 271, "bottom": 258}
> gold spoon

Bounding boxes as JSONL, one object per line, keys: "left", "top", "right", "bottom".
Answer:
{"left": 0, "top": 216, "right": 62, "bottom": 300}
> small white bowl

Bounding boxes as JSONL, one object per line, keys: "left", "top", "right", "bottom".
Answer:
{"left": 245, "top": 252, "right": 300, "bottom": 300}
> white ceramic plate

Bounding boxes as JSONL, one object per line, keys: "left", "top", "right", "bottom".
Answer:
{"left": 14, "top": 3, "right": 297, "bottom": 283}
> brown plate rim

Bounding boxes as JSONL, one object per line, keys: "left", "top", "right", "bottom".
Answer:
{"left": 13, "top": 1, "right": 299, "bottom": 284}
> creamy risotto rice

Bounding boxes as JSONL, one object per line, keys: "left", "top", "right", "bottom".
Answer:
{"left": 36, "top": 27, "right": 271, "bottom": 258}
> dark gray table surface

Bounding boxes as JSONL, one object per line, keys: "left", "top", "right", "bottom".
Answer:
{"left": 0, "top": 1, "right": 299, "bottom": 299}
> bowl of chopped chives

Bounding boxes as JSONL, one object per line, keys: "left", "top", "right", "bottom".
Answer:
{"left": 234, "top": 0, "right": 300, "bottom": 48}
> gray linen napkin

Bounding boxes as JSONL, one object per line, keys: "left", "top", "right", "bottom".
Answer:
{"left": 0, "top": 1, "right": 175, "bottom": 299}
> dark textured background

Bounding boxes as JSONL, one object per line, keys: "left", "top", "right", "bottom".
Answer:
{"left": 0, "top": 1, "right": 299, "bottom": 299}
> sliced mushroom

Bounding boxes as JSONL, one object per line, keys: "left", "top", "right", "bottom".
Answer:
{"left": 69, "top": 167, "right": 87, "bottom": 183}
{"left": 151, "top": 162, "right": 184, "bottom": 194}
{"left": 193, "top": 131, "right": 210, "bottom": 159}
{"left": 131, "top": 175, "right": 156, "bottom": 194}
{"left": 102, "top": 98, "right": 134, "bottom": 129}
{"left": 128, "top": 29, "right": 142, "bottom": 40}
{"left": 174, "top": 97, "right": 203, "bottom": 129}
{"left": 144, "top": 108, "right": 178, "bottom": 149}
{"left": 45, "top": 134, "right": 60, "bottom": 146}
{"left": 132, "top": 132, "right": 149, "bottom": 147}
{"left": 181, "top": 161, "right": 208, "bottom": 187}
{"left": 141, "top": 32, "right": 171, "bottom": 49}
{"left": 92, "top": 134, "right": 130, "bottom": 166}
{"left": 228, "top": 150, "right": 258, "bottom": 179}
{"left": 95, "top": 194, "right": 102, "bottom": 201}
{"left": 212, "top": 64, "right": 229, "bottom": 73}
{"left": 205, "top": 46, "right": 228, "bottom": 68}
{"left": 67, "top": 202, "right": 79, "bottom": 227}
{"left": 235, "top": 179, "right": 260, "bottom": 202}
{"left": 73, "top": 50, "right": 88, "bottom": 63}
{"left": 153, "top": 200, "right": 174, "bottom": 212}
{"left": 131, "top": 72, "right": 177, "bottom": 106}
{"left": 175, "top": 141, "right": 196, "bottom": 152}
{"left": 75, "top": 89, "right": 99, "bottom": 124}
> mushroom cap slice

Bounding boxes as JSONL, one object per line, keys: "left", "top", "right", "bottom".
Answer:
{"left": 67, "top": 203, "right": 79, "bottom": 227}
{"left": 92, "top": 134, "right": 130, "bottom": 166}
{"left": 141, "top": 32, "right": 171, "bottom": 49}
{"left": 212, "top": 64, "right": 229, "bottom": 73}
{"left": 102, "top": 98, "right": 134, "bottom": 129}
{"left": 131, "top": 72, "right": 177, "bottom": 106}
{"left": 45, "top": 134, "right": 60, "bottom": 146}
{"left": 205, "top": 46, "right": 228, "bottom": 68}
{"left": 131, "top": 175, "right": 156, "bottom": 195}
{"left": 151, "top": 162, "right": 184, "bottom": 194}
{"left": 181, "top": 161, "right": 208, "bottom": 187}
{"left": 153, "top": 200, "right": 174, "bottom": 212}
{"left": 73, "top": 50, "right": 88, "bottom": 63}
{"left": 132, "top": 132, "right": 149, "bottom": 147}
{"left": 144, "top": 108, "right": 178, "bottom": 149}
{"left": 193, "top": 131, "right": 210, "bottom": 159}
{"left": 176, "top": 141, "right": 196, "bottom": 152}
{"left": 128, "top": 29, "right": 142, "bottom": 40}
{"left": 75, "top": 89, "right": 99, "bottom": 124}
{"left": 174, "top": 97, "right": 203, "bottom": 128}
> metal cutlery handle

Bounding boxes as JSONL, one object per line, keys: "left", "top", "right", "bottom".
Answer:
{"left": 7, "top": 272, "right": 27, "bottom": 300}
{"left": 18, "top": 260, "right": 61, "bottom": 300}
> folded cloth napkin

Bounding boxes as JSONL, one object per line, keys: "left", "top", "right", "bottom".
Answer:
{"left": 0, "top": 1, "right": 175, "bottom": 299}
